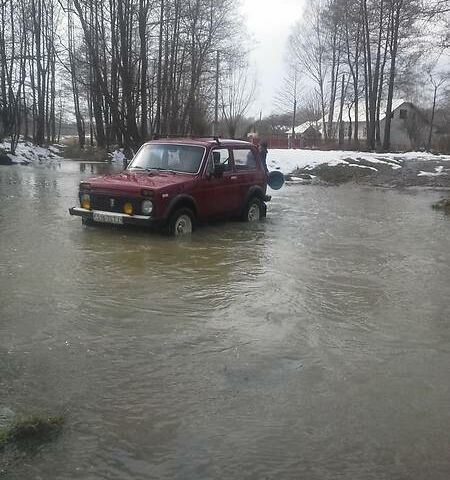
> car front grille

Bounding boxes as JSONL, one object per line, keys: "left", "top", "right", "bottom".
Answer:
{"left": 91, "top": 194, "right": 140, "bottom": 214}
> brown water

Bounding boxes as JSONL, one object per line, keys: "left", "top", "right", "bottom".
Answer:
{"left": 1, "top": 161, "right": 450, "bottom": 479}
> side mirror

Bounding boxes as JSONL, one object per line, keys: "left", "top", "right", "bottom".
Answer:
{"left": 213, "top": 163, "right": 226, "bottom": 177}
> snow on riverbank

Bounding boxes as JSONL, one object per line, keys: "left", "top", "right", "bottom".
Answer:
{"left": 2, "top": 139, "right": 450, "bottom": 181}
{"left": 0, "top": 140, "right": 63, "bottom": 165}
{"left": 266, "top": 149, "right": 450, "bottom": 174}
{"left": 418, "top": 166, "right": 448, "bottom": 177}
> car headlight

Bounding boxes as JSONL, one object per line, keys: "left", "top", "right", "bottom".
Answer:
{"left": 141, "top": 200, "right": 153, "bottom": 215}
{"left": 81, "top": 193, "right": 91, "bottom": 209}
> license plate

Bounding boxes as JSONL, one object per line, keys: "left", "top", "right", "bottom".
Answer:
{"left": 93, "top": 212, "right": 123, "bottom": 225}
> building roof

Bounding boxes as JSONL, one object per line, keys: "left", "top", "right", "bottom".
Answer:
{"left": 339, "top": 99, "right": 406, "bottom": 123}
{"left": 294, "top": 99, "right": 408, "bottom": 131}
{"left": 294, "top": 121, "right": 322, "bottom": 134}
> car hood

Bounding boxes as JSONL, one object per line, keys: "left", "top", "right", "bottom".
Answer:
{"left": 83, "top": 171, "right": 195, "bottom": 194}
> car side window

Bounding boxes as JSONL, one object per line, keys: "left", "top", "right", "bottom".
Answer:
{"left": 233, "top": 148, "right": 257, "bottom": 170}
{"left": 206, "top": 148, "right": 231, "bottom": 174}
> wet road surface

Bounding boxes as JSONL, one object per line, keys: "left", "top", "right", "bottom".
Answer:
{"left": 1, "top": 161, "right": 450, "bottom": 479}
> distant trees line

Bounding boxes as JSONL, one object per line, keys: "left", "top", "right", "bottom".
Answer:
{"left": 286, "top": 0, "right": 449, "bottom": 151}
{"left": 1, "top": 0, "right": 447, "bottom": 154}
{"left": 0, "top": 0, "right": 248, "bottom": 153}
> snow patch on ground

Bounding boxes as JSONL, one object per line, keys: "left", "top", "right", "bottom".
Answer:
{"left": 266, "top": 149, "right": 450, "bottom": 174}
{"left": 349, "top": 164, "right": 378, "bottom": 171}
{"left": 0, "top": 139, "right": 63, "bottom": 165}
{"left": 285, "top": 175, "right": 317, "bottom": 184}
{"left": 351, "top": 155, "right": 402, "bottom": 169}
{"left": 417, "top": 166, "right": 448, "bottom": 177}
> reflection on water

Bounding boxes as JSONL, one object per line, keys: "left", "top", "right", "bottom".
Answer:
{"left": 1, "top": 161, "right": 450, "bottom": 479}
{"left": 79, "top": 162, "right": 115, "bottom": 175}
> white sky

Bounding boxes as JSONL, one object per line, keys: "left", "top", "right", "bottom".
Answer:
{"left": 240, "top": 0, "right": 304, "bottom": 118}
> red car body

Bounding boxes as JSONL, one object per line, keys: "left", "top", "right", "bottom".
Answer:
{"left": 69, "top": 138, "right": 272, "bottom": 235}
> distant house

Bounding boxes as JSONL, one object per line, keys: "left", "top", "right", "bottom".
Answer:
{"left": 291, "top": 100, "right": 435, "bottom": 151}
{"left": 292, "top": 121, "right": 322, "bottom": 147}
{"left": 335, "top": 99, "right": 434, "bottom": 150}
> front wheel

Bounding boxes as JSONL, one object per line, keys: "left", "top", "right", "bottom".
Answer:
{"left": 242, "top": 197, "right": 265, "bottom": 222}
{"left": 166, "top": 208, "right": 194, "bottom": 236}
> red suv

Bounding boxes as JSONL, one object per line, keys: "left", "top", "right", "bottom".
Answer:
{"left": 69, "top": 138, "right": 281, "bottom": 235}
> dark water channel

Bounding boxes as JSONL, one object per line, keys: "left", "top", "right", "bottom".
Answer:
{"left": 1, "top": 160, "right": 450, "bottom": 479}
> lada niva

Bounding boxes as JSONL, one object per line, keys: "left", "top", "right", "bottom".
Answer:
{"left": 69, "top": 137, "right": 281, "bottom": 236}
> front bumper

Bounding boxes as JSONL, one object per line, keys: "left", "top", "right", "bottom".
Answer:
{"left": 69, "top": 207, "right": 153, "bottom": 227}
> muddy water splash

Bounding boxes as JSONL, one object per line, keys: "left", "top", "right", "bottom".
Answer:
{"left": 1, "top": 161, "right": 450, "bottom": 479}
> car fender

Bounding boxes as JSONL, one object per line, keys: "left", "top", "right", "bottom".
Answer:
{"left": 164, "top": 194, "right": 198, "bottom": 220}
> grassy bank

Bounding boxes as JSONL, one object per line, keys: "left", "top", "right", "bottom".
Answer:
{"left": 0, "top": 414, "right": 64, "bottom": 448}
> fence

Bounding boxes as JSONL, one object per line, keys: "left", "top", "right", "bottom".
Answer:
{"left": 249, "top": 134, "right": 302, "bottom": 149}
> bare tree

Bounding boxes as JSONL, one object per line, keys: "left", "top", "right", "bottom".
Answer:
{"left": 220, "top": 62, "right": 256, "bottom": 138}
{"left": 275, "top": 66, "right": 301, "bottom": 146}
{"left": 287, "top": 0, "right": 436, "bottom": 152}
{"left": 382, "top": 0, "right": 421, "bottom": 151}
{"left": 427, "top": 72, "right": 446, "bottom": 150}
{"left": 290, "top": 1, "right": 329, "bottom": 138}
{"left": 67, "top": 0, "right": 85, "bottom": 147}
{"left": 343, "top": 0, "right": 362, "bottom": 146}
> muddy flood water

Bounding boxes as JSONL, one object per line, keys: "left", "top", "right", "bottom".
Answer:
{"left": 1, "top": 160, "right": 450, "bottom": 479}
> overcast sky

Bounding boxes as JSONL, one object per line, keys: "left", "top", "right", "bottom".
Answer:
{"left": 240, "top": 0, "right": 304, "bottom": 118}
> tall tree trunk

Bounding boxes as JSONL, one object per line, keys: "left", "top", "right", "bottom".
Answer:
{"left": 368, "top": 0, "right": 385, "bottom": 150}
{"left": 139, "top": 0, "right": 149, "bottom": 141}
{"left": 383, "top": 0, "right": 402, "bottom": 152}
{"left": 155, "top": 0, "right": 164, "bottom": 135}
{"left": 67, "top": 2, "right": 85, "bottom": 147}
{"left": 338, "top": 75, "right": 346, "bottom": 146}
{"left": 427, "top": 84, "right": 437, "bottom": 151}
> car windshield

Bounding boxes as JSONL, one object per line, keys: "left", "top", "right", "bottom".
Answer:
{"left": 128, "top": 144, "right": 205, "bottom": 174}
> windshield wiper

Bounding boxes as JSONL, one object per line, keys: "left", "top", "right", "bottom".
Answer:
{"left": 148, "top": 167, "right": 177, "bottom": 174}
{"left": 130, "top": 166, "right": 165, "bottom": 173}
{"left": 129, "top": 165, "right": 146, "bottom": 170}
{"left": 130, "top": 166, "right": 178, "bottom": 174}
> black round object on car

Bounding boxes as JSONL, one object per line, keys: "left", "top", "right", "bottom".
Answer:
{"left": 267, "top": 171, "right": 284, "bottom": 190}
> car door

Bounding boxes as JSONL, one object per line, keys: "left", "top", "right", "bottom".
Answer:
{"left": 194, "top": 147, "right": 241, "bottom": 219}
{"left": 231, "top": 146, "right": 264, "bottom": 206}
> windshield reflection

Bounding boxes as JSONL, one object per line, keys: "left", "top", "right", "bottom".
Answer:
{"left": 128, "top": 144, "right": 205, "bottom": 174}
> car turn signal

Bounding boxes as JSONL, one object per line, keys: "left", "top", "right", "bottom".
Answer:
{"left": 123, "top": 202, "right": 133, "bottom": 215}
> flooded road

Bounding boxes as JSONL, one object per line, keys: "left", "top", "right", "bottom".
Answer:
{"left": 1, "top": 160, "right": 450, "bottom": 479}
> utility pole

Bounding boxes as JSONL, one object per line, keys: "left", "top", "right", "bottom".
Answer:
{"left": 213, "top": 50, "right": 220, "bottom": 137}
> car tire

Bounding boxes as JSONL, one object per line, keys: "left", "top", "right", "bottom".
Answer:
{"left": 166, "top": 208, "right": 194, "bottom": 236}
{"left": 242, "top": 197, "right": 265, "bottom": 222}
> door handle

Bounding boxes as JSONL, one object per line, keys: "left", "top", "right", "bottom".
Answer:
{"left": 230, "top": 176, "right": 237, "bottom": 180}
